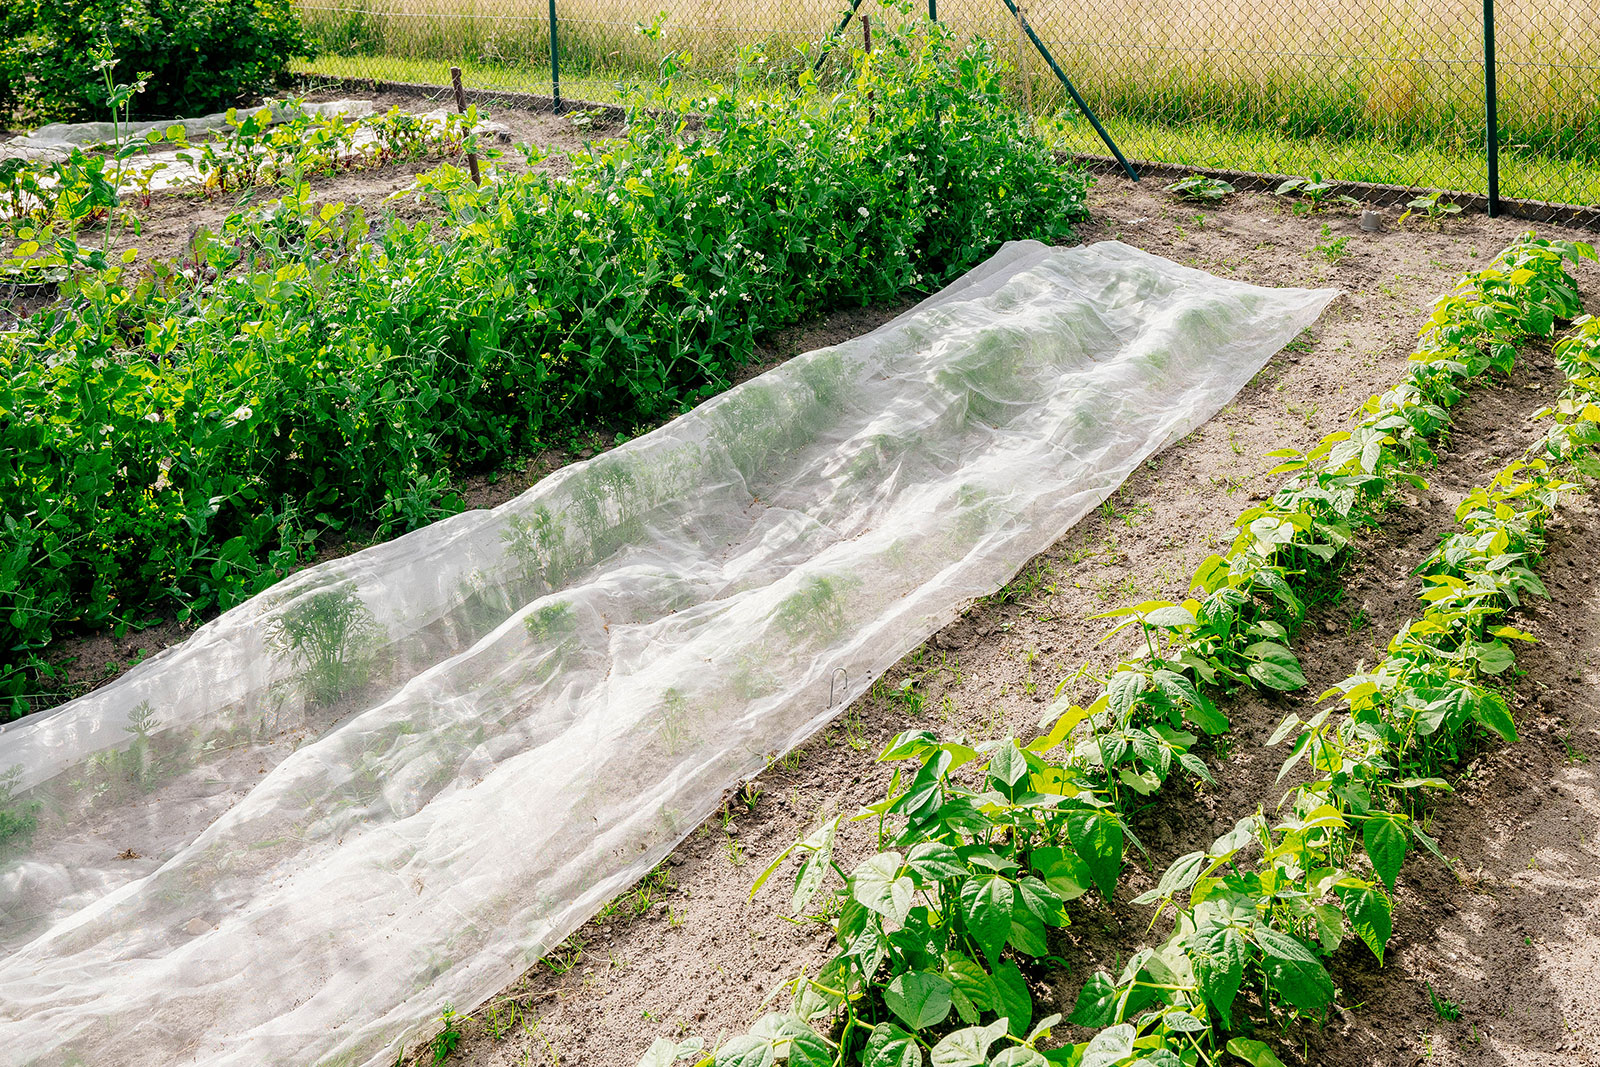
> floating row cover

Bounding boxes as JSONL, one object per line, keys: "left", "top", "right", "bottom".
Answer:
{"left": 0, "top": 241, "right": 1336, "bottom": 1066}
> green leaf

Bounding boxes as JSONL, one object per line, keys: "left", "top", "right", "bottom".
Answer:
{"left": 1066, "top": 810, "right": 1125, "bottom": 902}
{"left": 1310, "top": 903, "right": 1344, "bottom": 953}
{"left": 1473, "top": 640, "right": 1517, "bottom": 675}
{"left": 908, "top": 841, "right": 967, "bottom": 883}
{"left": 1338, "top": 886, "right": 1393, "bottom": 964}
{"left": 1183, "top": 693, "right": 1229, "bottom": 736}
{"left": 992, "top": 959, "right": 1033, "bottom": 1036}
{"left": 1069, "top": 971, "right": 1119, "bottom": 1027}
{"left": 1243, "top": 642, "right": 1307, "bottom": 691}
{"left": 1226, "top": 1038, "right": 1288, "bottom": 1067}
{"left": 1131, "top": 850, "right": 1205, "bottom": 905}
{"left": 1009, "top": 910, "right": 1050, "bottom": 956}
{"left": 864, "top": 1023, "right": 923, "bottom": 1067}
{"left": 1363, "top": 815, "right": 1409, "bottom": 891}
{"left": 1192, "top": 924, "right": 1247, "bottom": 1028}
{"left": 881, "top": 730, "right": 939, "bottom": 761}
{"left": 1106, "top": 670, "right": 1148, "bottom": 722}
{"left": 991, "top": 1049, "right": 1047, "bottom": 1067}
{"left": 853, "top": 852, "right": 915, "bottom": 926}
{"left": 930, "top": 1019, "right": 1008, "bottom": 1067}
{"left": 1162, "top": 1010, "right": 1206, "bottom": 1034}
{"left": 988, "top": 739, "right": 1028, "bottom": 788}
{"left": 1469, "top": 690, "right": 1518, "bottom": 742}
{"left": 1030, "top": 846, "right": 1091, "bottom": 902}
{"left": 1118, "top": 767, "right": 1161, "bottom": 795}
{"left": 943, "top": 954, "right": 994, "bottom": 1024}
{"left": 885, "top": 971, "right": 954, "bottom": 1030}
{"left": 1144, "top": 605, "right": 1198, "bottom": 628}
{"left": 714, "top": 1035, "right": 775, "bottom": 1067}
{"left": 1266, "top": 713, "right": 1302, "bottom": 747}
{"left": 1263, "top": 953, "right": 1335, "bottom": 1014}
{"left": 1078, "top": 1023, "right": 1135, "bottom": 1067}
{"left": 787, "top": 1028, "right": 833, "bottom": 1067}
{"left": 792, "top": 852, "right": 831, "bottom": 915}
{"left": 1255, "top": 925, "right": 1333, "bottom": 1012}
{"left": 960, "top": 875, "right": 1014, "bottom": 965}
{"left": 636, "top": 1036, "right": 706, "bottom": 1067}
{"left": 1253, "top": 924, "right": 1321, "bottom": 964}
{"left": 1014, "top": 877, "right": 1067, "bottom": 926}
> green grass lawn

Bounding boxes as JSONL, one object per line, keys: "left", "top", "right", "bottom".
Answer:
{"left": 296, "top": 52, "right": 1600, "bottom": 209}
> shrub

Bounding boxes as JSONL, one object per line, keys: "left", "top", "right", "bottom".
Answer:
{"left": 0, "top": 0, "right": 313, "bottom": 125}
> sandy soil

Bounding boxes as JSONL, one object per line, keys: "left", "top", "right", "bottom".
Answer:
{"left": 9, "top": 127, "right": 1600, "bottom": 1066}
{"left": 376, "top": 178, "right": 1600, "bottom": 1067}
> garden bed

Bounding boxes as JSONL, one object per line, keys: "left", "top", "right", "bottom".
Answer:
{"left": 388, "top": 177, "right": 1600, "bottom": 1067}
{"left": 5, "top": 66, "right": 1599, "bottom": 1064}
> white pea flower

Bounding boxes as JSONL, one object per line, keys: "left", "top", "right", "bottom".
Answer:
{"left": 858, "top": 206, "right": 869, "bottom": 218}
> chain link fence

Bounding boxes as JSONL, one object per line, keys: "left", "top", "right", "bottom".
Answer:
{"left": 293, "top": 0, "right": 1600, "bottom": 224}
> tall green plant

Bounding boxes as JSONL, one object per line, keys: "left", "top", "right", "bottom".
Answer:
{"left": 0, "top": 19, "right": 1089, "bottom": 720}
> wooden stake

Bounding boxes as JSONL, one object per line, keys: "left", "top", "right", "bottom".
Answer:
{"left": 862, "top": 14, "right": 874, "bottom": 123}
{"left": 449, "top": 66, "right": 482, "bottom": 185}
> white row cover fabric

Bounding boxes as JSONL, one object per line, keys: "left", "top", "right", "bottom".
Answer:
{"left": 6, "top": 100, "right": 377, "bottom": 155}
{"left": 3, "top": 100, "right": 506, "bottom": 194}
{"left": 0, "top": 240, "right": 1336, "bottom": 1067}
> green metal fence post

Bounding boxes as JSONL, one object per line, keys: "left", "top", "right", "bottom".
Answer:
{"left": 549, "top": 0, "right": 562, "bottom": 113}
{"left": 813, "top": 0, "right": 866, "bottom": 72}
{"left": 996, "top": 0, "right": 1138, "bottom": 181}
{"left": 929, "top": 0, "right": 937, "bottom": 21}
{"left": 1483, "top": 0, "right": 1500, "bottom": 216}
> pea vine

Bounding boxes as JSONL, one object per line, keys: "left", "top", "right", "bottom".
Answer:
{"left": 0, "top": 19, "right": 1089, "bottom": 720}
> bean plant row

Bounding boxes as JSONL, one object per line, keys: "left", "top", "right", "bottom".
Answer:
{"left": 1066, "top": 303, "right": 1600, "bottom": 1067}
{"left": 0, "top": 20, "right": 1090, "bottom": 719}
{"left": 638, "top": 233, "right": 1594, "bottom": 1067}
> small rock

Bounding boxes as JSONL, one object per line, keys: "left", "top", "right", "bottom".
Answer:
{"left": 182, "top": 917, "right": 211, "bottom": 936}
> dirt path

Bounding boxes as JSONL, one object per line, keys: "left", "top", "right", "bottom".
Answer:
{"left": 405, "top": 179, "right": 1600, "bottom": 1066}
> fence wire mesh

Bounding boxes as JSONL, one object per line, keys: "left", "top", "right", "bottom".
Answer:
{"left": 293, "top": 0, "right": 1600, "bottom": 222}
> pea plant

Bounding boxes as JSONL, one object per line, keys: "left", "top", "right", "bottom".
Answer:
{"left": 1, "top": 98, "right": 488, "bottom": 272}
{"left": 0, "top": 16, "right": 1092, "bottom": 721}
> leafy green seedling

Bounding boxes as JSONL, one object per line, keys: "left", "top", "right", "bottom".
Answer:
{"left": 1165, "top": 174, "right": 1235, "bottom": 203}
{"left": 1427, "top": 984, "right": 1462, "bottom": 1021}
{"left": 1275, "top": 172, "right": 1358, "bottom": 213}
{"left": 1400, "top": 191, "right": 1463, "bottom": 226}
{"left": 431, "top": 1006, "right": 463, "bottom": 1063}
{"left": 1315, "top": 223, "right": 1351, "bottom": 263}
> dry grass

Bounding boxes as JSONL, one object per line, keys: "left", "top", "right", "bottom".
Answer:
{"left": 295, "top": 0, "right": 1600, "bottom": 164}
